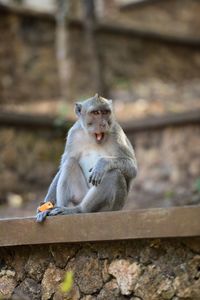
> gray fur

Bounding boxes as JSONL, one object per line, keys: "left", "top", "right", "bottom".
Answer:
{"left": 36, "top": 95, "right": 137, "bottom": 222}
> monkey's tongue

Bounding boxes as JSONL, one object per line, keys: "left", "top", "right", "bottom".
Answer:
{"left": 95, "top": 133, "right": 104, "bottom": 141}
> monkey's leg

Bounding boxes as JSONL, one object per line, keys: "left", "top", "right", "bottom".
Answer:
{"left": 56, "top": 157, "right": 89, "bottom": 206}
{"left": 49, "top": 169, "right": 127, "bottom": 216}
{"left": 81, "top": 169, "right": 128, "bottom": 212}
{"left": 37, "top": 158, "right": 88, "bottom": 222}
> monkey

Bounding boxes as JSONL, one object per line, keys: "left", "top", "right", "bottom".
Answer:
{"left": 36, "top": 94, "right": 137, "bottom": 222}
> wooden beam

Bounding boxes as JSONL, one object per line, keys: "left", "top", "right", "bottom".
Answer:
{"left": 121, "top": 109, "right": 200, "bottom": 133}
{"left": 0, "top": 110, "right": 199, "bottom": 133}
{"left": 69, "top": 19, "right": 200, "bottom": 48}
{"left": 0, "top": 206, "right": 200, "bottom": 247}
{"left": 0, "top": 111, "right": 73, "bottom": 131}
{"left": 0, "top": 2, "right": 55, "bottom": 20}
{"left": 119, "top": 0, "right": 164, "bottom": 10}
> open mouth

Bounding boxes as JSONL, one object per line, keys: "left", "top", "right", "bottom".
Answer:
{"left": 95, "top": 133, "right": 104, "bottom": 142}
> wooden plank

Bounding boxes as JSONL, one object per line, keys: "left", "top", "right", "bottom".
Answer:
{"left": 0, "top": 110, "right": 200, "bottom": 132}
{"left": 0, "top": 3, "right": 55, "bottom": 19}
{"left": 120, "top": 0, "right": 166, "bottom": 10}
{"left": 121, "top": 109, "right": 200, "bottom": 133}
{"left": 69, "top": 19, "right": 200, "bottom": 47}
{"left": 97, "top": 22, "right": 200, "bottom": 47}
{"left": 0, "top": 206, "right": 200, "bottom": 247}
{"left": 0, "top": 111, "right": 73, "bottom": 131}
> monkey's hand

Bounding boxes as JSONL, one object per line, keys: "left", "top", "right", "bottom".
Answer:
{"left": 89, "top": 158, "right": 108, "bottom": 186}
{"left": 36, "top": 210, "right": 52, "bottom": 222}
{"left": 36, "top": 207, "right": 70, "bottom": 221}
{"left": 36, "top": 201, "right": 55, "bottom": 222}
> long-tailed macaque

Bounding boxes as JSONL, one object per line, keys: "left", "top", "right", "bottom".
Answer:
{"left": 36, "top": 94, "right": 137, "bottom": 222}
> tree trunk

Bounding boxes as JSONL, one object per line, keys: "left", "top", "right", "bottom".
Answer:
{"left": 56, "top": 0, "right": 73, "bottom": 101}
{"left": 82, "top": 0, "right": 108, "bottom": 97}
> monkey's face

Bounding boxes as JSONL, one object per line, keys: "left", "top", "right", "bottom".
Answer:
{"left": 75, "top": 96, "right": 113, "bottom": 144}
{"left": 84, "top": 106, "right": 112, "bottom": 143}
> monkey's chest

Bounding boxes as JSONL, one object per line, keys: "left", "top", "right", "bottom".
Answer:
{"left": 79, "top": 151, "right": 108, "bottom": 183}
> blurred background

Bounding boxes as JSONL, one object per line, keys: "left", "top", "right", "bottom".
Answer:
{"left": 0, "top": 0, "right": 200, "bottom": 218}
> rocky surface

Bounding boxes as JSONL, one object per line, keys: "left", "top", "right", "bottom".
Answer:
{"left": 0, "top": 238, "right": 200, "bottom": 299}
{"left": 126, "top": 124, "right": 200, "bottom": 210}
{"left": 1, "top": 1, "right": 200, "bottom": 110}
{"left": 0, "top": 9, "right": 59, "bottom": 104}
{"left": 0, "top": 127, "right": 63, "bottom": 215}
{"left": 102, "top": 0, "right": 200, "bottom": 39}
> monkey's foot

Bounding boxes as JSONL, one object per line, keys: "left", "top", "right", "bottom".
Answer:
{"left": 49, "top": 206, "right": 81, "bottom": 215}
{"left": 48, "top": 207, "right": 66, "bottom": 216}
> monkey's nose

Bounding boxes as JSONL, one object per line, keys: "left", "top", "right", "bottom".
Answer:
{"left": 100, "top": 124, "right": 106, "bottom": 130}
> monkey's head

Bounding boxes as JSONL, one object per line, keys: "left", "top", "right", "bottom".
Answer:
{"left": 75, "top": 94, "right": 114, "bottom": 144}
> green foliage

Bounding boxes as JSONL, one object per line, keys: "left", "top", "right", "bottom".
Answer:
{"left": 164, "top": 190, "right": 175, "bottom": 199}
{"left": 58, "top": 103, "right": 69, "bottom": 118}
{"left": 60, "top": 271, "right": 74, "bottom": 294}
{"left": 113, "top": 76, "right": 131, "bottom": 89}
{"left": 194, "top": 177, "right": 200, "bottom": 193}
{"left": 12, "top": 0, "right": 24, "bottom": 3}
{"left": 54, "top": 103, "right": 69, "bottom": 128}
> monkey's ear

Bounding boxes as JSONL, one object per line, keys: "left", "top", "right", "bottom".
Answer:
{"left": 75, "top": 103, "right": 82, "bottom": 117}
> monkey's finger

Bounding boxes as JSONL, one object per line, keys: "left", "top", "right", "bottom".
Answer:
{"left": 94, "top": 179, "right": 101, "bottom": 186}
{"left": 90, "top": 172, "right": 97, "bottom": 186}
{"left": 89, "top": 173, "right": 95, "bottom": 183}
{"left": 93, "top": 173, "right": 101, "bottom": 186}
{"left": 92, "top": 179, "right": 96, "bottom": 186}
{"left": 97, "top": 178, "right": 101, "bottom": 185}
{"left": 96, "top": 175, "right": 101, "bottom": 185}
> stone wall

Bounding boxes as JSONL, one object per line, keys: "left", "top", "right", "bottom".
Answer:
{"left": 127, "top": 124, "right": 200, "bottom": 209}
{"left": 64, "top": 0, "right": 200, "bottom": 105}
{"left": 68, "top": 25, "right": 200, "bottom": 105}
{"left": 0, "top": 126, "right": 63, "bottom": 201}
{"left": 103, "top": 0, "right": 200, "bottom": 39}
{"left": 0, "top": 7, "right": 59, "bottom": 104}
{"left": 0, "top": 237, "right": 200, "bottom": 299}
{"left": 1, "top": 2, "right": 200, "bottom": 107}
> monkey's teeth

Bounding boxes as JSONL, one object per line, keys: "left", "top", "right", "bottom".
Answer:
{"left": 96, "top": 133, "right": 103, "bottom": 141}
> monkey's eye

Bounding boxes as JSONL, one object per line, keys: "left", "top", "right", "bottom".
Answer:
{"left": 87, "top": 122, "right": 92, "bottom": 126}
{"left": 102, "top": 110, "right": 110, "bottom": 115}
{"left": 92, "top": 110, "right": 100, "bottom": 115}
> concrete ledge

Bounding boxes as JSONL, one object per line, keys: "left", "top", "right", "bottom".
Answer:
{"left": 0, "top": 206, "right": 200, "bottom": 247}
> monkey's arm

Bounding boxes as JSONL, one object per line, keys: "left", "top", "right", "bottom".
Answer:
{"left": 36, "top": 171, "right": 60, "bottom": 222}
{"left": 89, "top": 135, "right": 137, "bottom": 186}
{"left": 43, "top": 171, "right": 61, "bottom": 203}
{"left": 89, "top": 155, "right": 137, "bottom": 186}
{"left": 109, "top": 144, "right": 137, "bottom": 179}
